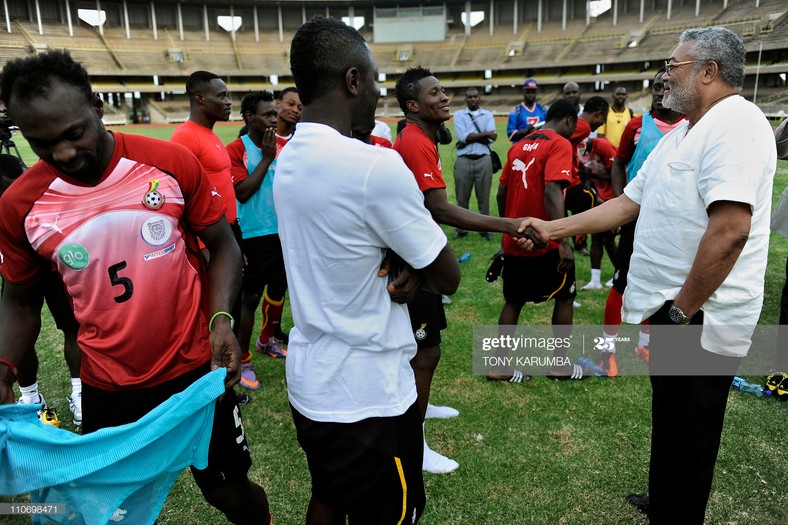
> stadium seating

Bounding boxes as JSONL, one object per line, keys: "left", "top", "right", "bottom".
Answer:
{"left": 0, "top": 0, "right": 784, "bottom": 121}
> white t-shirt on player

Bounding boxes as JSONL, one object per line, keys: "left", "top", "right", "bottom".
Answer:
{"left": 274, "top": 122, "right": 447, "bottom": 422}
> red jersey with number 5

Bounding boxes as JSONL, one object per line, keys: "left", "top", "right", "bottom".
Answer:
{"left": 0, "top": 133, "right": 226, "bottom": 390}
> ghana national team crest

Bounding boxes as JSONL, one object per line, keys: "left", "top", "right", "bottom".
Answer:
{"left": 142, "top": 179, "right": 165, "bottom": 210}
{"left": 415, "top": 323, "right": 427, "bottom": 341}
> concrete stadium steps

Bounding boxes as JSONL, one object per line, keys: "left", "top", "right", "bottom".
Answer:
{"left": 1, "top": 1, "right": 784, "bottom": 123}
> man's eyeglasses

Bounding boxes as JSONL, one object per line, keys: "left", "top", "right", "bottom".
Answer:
{"left": 664, "top": 60, "right": 699, "bottom": 73}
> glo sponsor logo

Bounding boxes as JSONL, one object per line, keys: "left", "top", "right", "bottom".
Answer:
{"left": 58, "top": 243, "right": 89, "bottom": 270}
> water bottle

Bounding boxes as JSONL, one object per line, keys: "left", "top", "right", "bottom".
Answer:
{"left": 458, "top": 252, "right": 472, "bottom": 263}
{"left": 731, "top": 376, "right": 764, "bottom": 397}
{"left": 577, "top": 356, "right": 606, "bottom": 377}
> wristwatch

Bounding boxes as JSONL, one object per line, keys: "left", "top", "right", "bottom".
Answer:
{"left": 668, "top": 304, "right": 692, "bottom": 325}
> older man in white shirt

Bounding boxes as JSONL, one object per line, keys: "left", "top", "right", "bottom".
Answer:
{"left": 518, "top": 27, "right": 776, "bottom": 524}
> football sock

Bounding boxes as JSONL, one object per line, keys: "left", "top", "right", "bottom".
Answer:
{"left": 70, "top": 378, "right": 82, "bottom": 398}
{"left": 425, "top": 403, "right": 459, "bottom": 419}
{"left": 604, "top": 287, "right": 623, "bottom": 329}
{"left": 259, "top": 292, "right": 285, "bottom": 344}
{"left": 638, "top": 325, "right": 650, "bottom": 348}
{"left": 19, "top": 382, "right": 40, "bottom": 403}
{"left": 423, "top": 424, "right": 459, "bottom": 474}
{"left": 602, "top": 331, "right": 617, "bottom": 353}
{"left": 241, "top": 351, "right": 252, "bottom": 364}
{"left": 589, "top": 268, "right": 601, "bottom": 285}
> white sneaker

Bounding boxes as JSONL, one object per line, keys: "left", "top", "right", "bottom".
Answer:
{"left": 17, "top": 392, "right": 46, "bottom": 407}
{"left": 425, "top": 403, "right": 459, "bottom": 419}
{"left": 605, "top": 278, "right": 614, "bottom": 287}
{"left": 67, "top": 392, "right": 82, "bottom": 426}
{"left": 423, "top": 445, "right": 459, "bottom": 474}
{"left": 441, "top": 295, "right": 452, "bottom": 305}
{"left": 581, "top": 281, "right": 602, "bottom": 291}
{"left": 573, "top": 300, "right": 581, "bottom": 308}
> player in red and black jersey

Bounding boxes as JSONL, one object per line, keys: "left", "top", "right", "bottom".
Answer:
{"left": 577, "top": 136, "right": 619, "bottom": 291}
{"left": 0, "top": 50, "right": 271, "bottom": 524}
{"left": 393, "top": 66, "right": 537, "bottom": 474}
{"left": 564, "top": 96, "right": 609, "bottom": 257}
{"left": 497, "top": 99, "right": 580, "bottom": 379}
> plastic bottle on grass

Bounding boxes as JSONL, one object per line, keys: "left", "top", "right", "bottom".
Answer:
{"left": 459, "top": 252, "right": 472, "bottom": 263}
{"left": 731, "top": 376, "right": 765, "bottom": 397}
{"left": 577, "top": 356, "right": 606, "bottom": 377}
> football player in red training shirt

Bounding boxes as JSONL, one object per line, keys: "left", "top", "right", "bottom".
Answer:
{"left": 0, "top": 50, "right": 271, "bottom": 524}
{"left": 393, "top": 66, "right": 536, "bottom": 474}
{"left": 577, "top": 137, "right": 619, "bottom": 292}
{"left": 564, "top": 96, "right": 609, "bottom": 259}
{"left": 497, "top": 99, "right": 582, "bottom": 380}
{"left": 170, "top": 71, "right": 262, "bottom": 392}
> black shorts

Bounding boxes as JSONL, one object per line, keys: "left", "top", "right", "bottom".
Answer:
{"left": 502, "top": 250, "right": 576, "bottom": 305}
{"left": 44, "top": 275, "right": 79, "bottom": 334}
{"left": 81, "top": 363, "right": 252, "bottom": 491}
{"left": 241, "top": 234, "right": 287, "bottom": 296}
{"left": 612, "top": 220, "right": 636, "bottom": 294}
{"left": 564, "top": 183, "right": 598, "bottom": 216}
{"left": 291, "top": 402, "right": 426, "bottom": 525}
{"left": 1, "top": 274, "right": 80, "bottom": 334}
{"left": 408, "top": 289, "right": 447, "bottom": 349}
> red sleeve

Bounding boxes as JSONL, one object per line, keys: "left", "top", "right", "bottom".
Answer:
{"left": 594, "top": 138, "right": 618, "bottom": 170}
{"left": 226, "top": 138, "right": 249, "bottom": 186}
{"left": 169, "top": 124, "right": 199, "bottom": 158}
{"left": 0, "top": 164, "right": 55, "bottom": 284}
{"left": 616, "top": 115, "right": 643, "bottom": 164}
{"left": 393, "top": 125, "right": 446, "bottom": 192}
{"left": 371, "top": 136, "right": 393, "bottom": 149}
{"left": 543, "top": 138, "right": 574, "bottom": 185}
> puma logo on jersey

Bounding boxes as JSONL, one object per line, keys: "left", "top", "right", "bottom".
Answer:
{"left": 211, "top": 187, "right": 222, "bottom": 198}
{"left": 512, "top": 158, "right": 535, "bottom": 189}
{"left": 38, "top": 215, "right": 63, "bottom": 234}
{"left": 561, "top": 169, "right": 572, "bottom": 177}
{"left": 423, "top": 173, "right": 434, "bottom": 180}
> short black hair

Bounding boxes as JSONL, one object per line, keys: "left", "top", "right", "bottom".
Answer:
{"left": 545, "top": 99, "right": 579, "bottom": 123}
{"left": 0, "top": 49, "right": 92, "bottom": 110}
{"left": 584, "top": 95, "right": 610, "bottom": 115}
{"left": 290, "top": 17, "right": 371, "bottom": 106}
{"left": 395, "top": 66, "right": 433, "bottom": 115}
{"left": 278, "top": 86, "right": 299, "bottom": 100}
{"left": 240, "top": 90, "right": 275, "bottom": 119}
{"left": 186, "top": 70, "right": 222, "bottom": 99}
